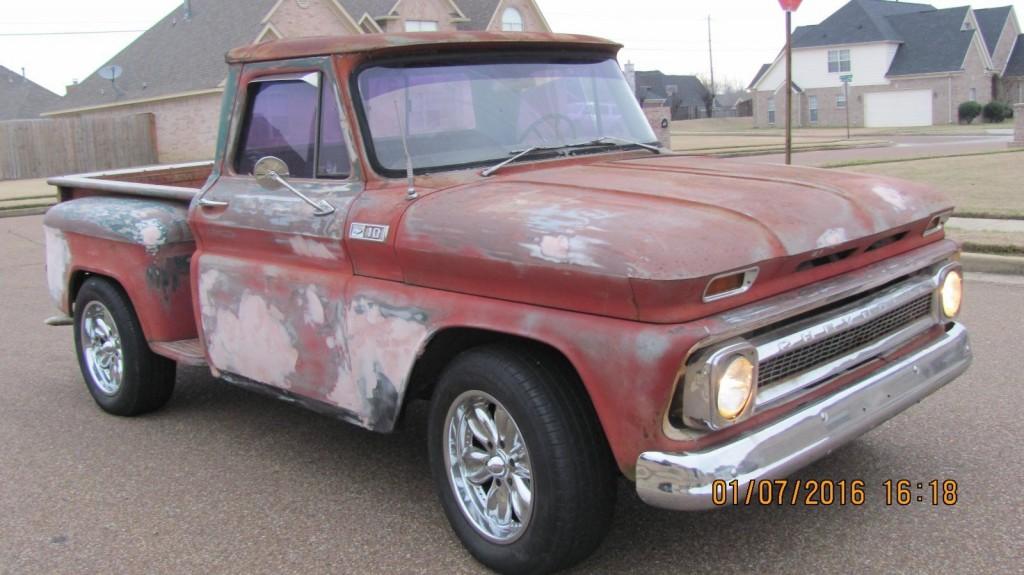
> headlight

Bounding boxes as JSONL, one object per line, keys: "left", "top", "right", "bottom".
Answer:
{"left": 680, "top": 342, "right": 759, "bottom": 429}
{"left": 716, "top": 355, "right": 755, "bottom": 420}
{"left": 940, "top": 268, "right": 963, "bottom": 318}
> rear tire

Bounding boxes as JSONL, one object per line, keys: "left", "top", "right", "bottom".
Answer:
{"left": 73, "top": 277, "right": 176, "bottom": 416}
{"left": 427, "top": 344, "right": 616, "bottom": 574}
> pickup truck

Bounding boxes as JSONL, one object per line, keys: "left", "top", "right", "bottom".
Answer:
{"left": 44, "top": 32, "right": 972, "bottom": 574}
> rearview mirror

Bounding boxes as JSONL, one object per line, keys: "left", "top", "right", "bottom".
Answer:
{"left": 251, "top": 156, "right": 335, "bottom": 217}
{"left": 253, "top": 156, "right": 290, "bottom": 191}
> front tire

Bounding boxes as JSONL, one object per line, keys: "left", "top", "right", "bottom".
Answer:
{"left": 428, "top": 344, "right": 616, "bottom": 574}
{"left": 73, "top": 277, "right": 176, "bottom": 416}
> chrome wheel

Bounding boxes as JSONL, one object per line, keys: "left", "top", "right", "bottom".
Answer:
{"left": 444, "top": 390, "right": 534, "bottom": 544}
{"left": 80, "top": 301, "right": 124, "bottom": 396}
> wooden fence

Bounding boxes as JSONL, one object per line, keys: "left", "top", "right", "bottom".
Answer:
{"left": 0, "top": 114, "right": 157, "bottom": 180}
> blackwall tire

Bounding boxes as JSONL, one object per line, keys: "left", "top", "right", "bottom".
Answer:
{"left": 73, "top": 277, "right": 176, "bottom": 416}
{"left": 427, "top": 344, "right": 616, "bottom": 574}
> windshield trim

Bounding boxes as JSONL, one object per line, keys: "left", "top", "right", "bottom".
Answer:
{"left": 349, "top": 50, "right": 648, "bottom": 179}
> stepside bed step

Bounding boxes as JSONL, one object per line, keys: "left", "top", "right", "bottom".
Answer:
{"left": 150, "top": 339, "right": 207, "bottom": 367}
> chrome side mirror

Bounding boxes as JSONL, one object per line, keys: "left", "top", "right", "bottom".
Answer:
{"left": 253, "top": 156, "right": 335, "bottom": 217}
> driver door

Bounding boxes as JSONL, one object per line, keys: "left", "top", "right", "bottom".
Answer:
{"left": 190, "top": 58, "right": 365, "bottom": 415}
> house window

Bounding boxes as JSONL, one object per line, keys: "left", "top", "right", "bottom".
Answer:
{"left": 767, "top": 96, "right": 776, "bottom": 125}
{"left": 235, "top": 73, "right": 350, "bottom": 180}
{"left": 969, "top": 88, "right": 977, "bottom": 101}
{"left": 501, "top": 7, "right": 524, "bottom": 31}
{"left": 809, "top": 95, "right": 819, "bottom": 124}
{"left": 836, "top": 93, "right": 847, "bottom": 108}
{"left": 404, "top": 20, "right": 438, "bottom": 32}
{"left": 828, "top": 49, "right": 851, "bottom": 73}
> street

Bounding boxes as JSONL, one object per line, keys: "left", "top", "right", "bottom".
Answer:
{"left": 1, "top": 213, "right": 1021, "bottom": 574}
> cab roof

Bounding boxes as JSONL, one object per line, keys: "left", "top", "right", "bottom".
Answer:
{"left": 226, "top": 31, "right": 621, "bottom": 64}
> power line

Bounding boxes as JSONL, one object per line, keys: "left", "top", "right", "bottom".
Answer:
{"left": 0, "top": 30, "right": 145, "bottom": 37}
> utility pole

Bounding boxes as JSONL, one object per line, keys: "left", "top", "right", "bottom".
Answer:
{"left": 707, "top": 15, "right": 716, "bottom": 119}
{"left": 785, "top": 10, "right": 792, "bottom": 165}
{"left": 777, "top": 0, "right": 804, "bottom": 164}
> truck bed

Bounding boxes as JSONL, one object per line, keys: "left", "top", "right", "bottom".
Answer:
{"left": 44, "top": 162, "right": 213, "bottom": 365}
{"left": 48, "top": 161, "right": 212, "bottom": 203}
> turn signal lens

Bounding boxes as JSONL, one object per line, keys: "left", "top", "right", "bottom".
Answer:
{"left": 716, "top": 355, "right": 755, "bottom": 420}
{"left": 940, "top": 269, "right": 963, "bottom": 318}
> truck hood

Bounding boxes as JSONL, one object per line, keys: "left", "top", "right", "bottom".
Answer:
{"left": 397, "top": 155, "right": 952, "bottom": 322}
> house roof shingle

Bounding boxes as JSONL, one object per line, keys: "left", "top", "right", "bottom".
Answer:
{"left": 791, "top": 0, "right": 935, "bottom": 49}
{"left": 974, "top": 6, "right": 1013, "bottom": 56}
{"left": 0, "top": 66, "right": 62, "bottom": 120}
{"left": 1006, "top": 34, "right": 1024, "bottom": 76}
{"left": 747, "top": 63, "right": 770, "bottom": 90}
{"left": 634, "top": 71, "right": 708, "bottom": 108}
{"left": 53, "top": 0, "right": 278, "bottom": 113}
{"left": 885, "top": 6, "right": 975, "bottom": 76}
{"left": 454, "top": 0, "right": 502, "bottom": 30}
{"left": 51, "top": 0, "right": 515, "bottom": 114}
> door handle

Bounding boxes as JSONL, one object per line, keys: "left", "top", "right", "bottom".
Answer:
{"left": 198, "top": 198, "right": 229, "bottom": 208}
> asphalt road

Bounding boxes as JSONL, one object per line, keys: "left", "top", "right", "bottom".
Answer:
{"left": 2, "top": 214, "right": 1022, "bottom": 574}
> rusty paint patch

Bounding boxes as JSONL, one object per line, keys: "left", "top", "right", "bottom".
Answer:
{"left": 145, "top": 255, "right": 192, "bottom": 306}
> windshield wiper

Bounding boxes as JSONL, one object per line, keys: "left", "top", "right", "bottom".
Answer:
{"left": 481, "top": 137, "right": 662, "bottom": 177}
{"left": 586, "top": 136, "right": 662, "bottom": 154}
{"left": 481, "top": 145, "right": 570, "bottom": 177}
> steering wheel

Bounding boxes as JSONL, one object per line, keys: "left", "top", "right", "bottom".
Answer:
{"left": 518, "top": 114, "right": 577, "bottom": 145}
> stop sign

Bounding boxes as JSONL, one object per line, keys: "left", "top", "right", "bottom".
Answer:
{"left": 779, "top": 0, "right": 803, "bottom": 11}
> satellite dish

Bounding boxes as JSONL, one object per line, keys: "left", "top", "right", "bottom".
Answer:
{"left": 98, "top": 65, "right": 123, "bottom": 81}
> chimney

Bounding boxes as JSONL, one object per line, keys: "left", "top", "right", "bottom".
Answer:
{"left": 183, "top": 0, "right": 192, "bottom": 20}
{"left": 21, "top": 67, "right": 26, "bottom": 79}
{"left": 624, "top": 61, "right": 636, "bottom": 93}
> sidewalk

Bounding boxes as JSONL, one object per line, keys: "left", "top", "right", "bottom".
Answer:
{"left": 0, "top": 178, "right": 56, "bottom": 214}
{"left": 946, "top": 217, "right": 1024, "bottom": 256}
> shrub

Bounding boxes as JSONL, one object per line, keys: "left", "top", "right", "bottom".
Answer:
{"left": 958, "top": 101, "right": 982, "bottom": 124}
{"left": 982, "top": 101, "right": 1012, "bottom": 123}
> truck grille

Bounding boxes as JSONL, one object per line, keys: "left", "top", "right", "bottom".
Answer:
{"left": 758, "top": 294, "right": 933, "bottom": 387}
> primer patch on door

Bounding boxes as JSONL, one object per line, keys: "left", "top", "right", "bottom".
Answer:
{"left": 349, "top": 223, "right": 390, "bottom": 243}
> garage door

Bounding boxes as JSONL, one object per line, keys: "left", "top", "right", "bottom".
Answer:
{"left": 863, "top": 90, "right": 933, "bottom": 127}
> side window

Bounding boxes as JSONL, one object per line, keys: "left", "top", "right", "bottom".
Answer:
{"left": 235, "top": 78, "right": 319, "bottom": 178}
{"left": 318, "top": 89, "right": 351, "bottom": 179}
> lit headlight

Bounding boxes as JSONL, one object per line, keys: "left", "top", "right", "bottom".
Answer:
{"left": 940, "top": 268, "right": 963, "bottom": 318}
{"left": 716, "top": 355, "right": 755, "bottom": 420}
{"left": 680, "top": 342, "right": 759, "bottom": 429}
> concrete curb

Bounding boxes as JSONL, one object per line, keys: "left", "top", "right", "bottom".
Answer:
{"left": 0, "top": 206, "right": 50, "bottom": 219}
{"left": 961, "top": 252, "right": 1024, "bottom": 276}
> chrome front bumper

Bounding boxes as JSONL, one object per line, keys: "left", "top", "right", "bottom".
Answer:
{"left": 635, "top": 323, "right": 972, "bottom": 511}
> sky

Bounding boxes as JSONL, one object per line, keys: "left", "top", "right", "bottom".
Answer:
{"left": 1, "top": 0, "right": 1022, "bottom": 96}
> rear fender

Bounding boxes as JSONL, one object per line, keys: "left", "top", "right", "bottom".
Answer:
{"left": 44, "top": 197, "right": 198, "bottom": 342}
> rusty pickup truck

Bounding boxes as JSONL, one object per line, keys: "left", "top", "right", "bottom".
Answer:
{"left": 44, "top": 32, "right": 971, "bottom": 574}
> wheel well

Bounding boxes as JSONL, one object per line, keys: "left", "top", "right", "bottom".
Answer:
{"left": 68, "top": 271, "right": 121, "bottom": 314}
{"left": 401, "top": 327, "right": 617, "bottom": 475}
{"left": 404, "top": 327, "right": 589, "bottom": 405}
{"left": 68, "top": 270, "right": 92, "bottom": 313}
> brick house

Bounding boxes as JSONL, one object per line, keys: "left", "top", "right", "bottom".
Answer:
{"left": 749, "top": 0, "right": 1020, "bottom": 129}
{"left": 1005, "top": 31, "right": 1024, "bottom": 103}
{"left": 0, "top": 66, "right": 61, "bottom": 121}
{"left": 43, "top": 0, "right": 551, "bottom": 163}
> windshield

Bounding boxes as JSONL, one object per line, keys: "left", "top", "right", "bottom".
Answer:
{"left": 356, "top": 56, "right": 657, "bottom": 174}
